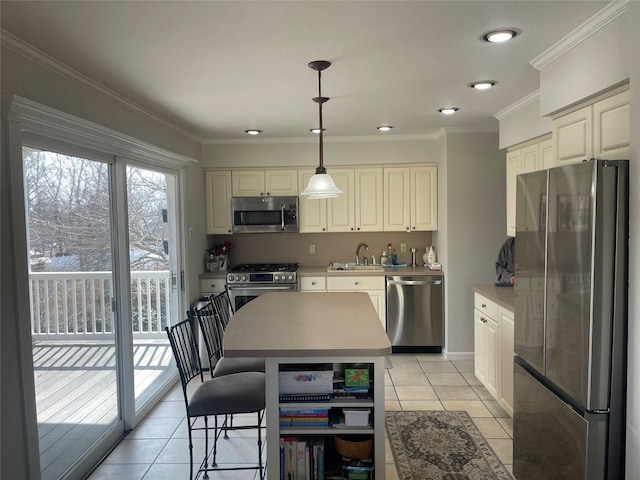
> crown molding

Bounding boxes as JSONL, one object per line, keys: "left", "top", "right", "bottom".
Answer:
{"left": 530, "top": 0, "right": 629, "bottom": 70}
{"left": 203, "top": 127, "right": 497, "bottom": 145}
{"left": 493, "top": 90, "right": 540, "bottom": 120}
{"left": 8, "top": 95, "right": 198, "bottom": 168}
{"left": 204, "top": 132, "right": 445, "bottom": 146}
{"left": 1, "top": 29, "right": 203, "bottom": 144}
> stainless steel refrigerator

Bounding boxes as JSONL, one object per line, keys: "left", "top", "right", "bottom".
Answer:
{"left": 513, "top": 160, "right": 628, "bottom": 479}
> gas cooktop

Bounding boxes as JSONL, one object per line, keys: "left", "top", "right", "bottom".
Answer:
{"left": 230, "top": 263, "right": 299, "bottom": 273}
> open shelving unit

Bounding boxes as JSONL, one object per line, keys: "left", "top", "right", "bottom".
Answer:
{"left": 266, "top": 356, "right": 385, "bottom": 479}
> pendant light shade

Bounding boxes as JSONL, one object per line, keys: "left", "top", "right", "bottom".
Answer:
{"left": 300, "top": 60, "right": 342, "bottom": 199}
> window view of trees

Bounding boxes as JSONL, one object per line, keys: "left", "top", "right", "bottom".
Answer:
{"left": 24, "top": 148, "right": 169, "bottom": 273}
{"left": 24, "top": 148, "right": 172, "bottom": 336}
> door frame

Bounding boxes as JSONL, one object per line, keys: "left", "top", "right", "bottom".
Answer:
{"left": 7, "top": 96, "right": 196, "bottom": 478}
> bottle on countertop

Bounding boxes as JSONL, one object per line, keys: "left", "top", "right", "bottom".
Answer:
{"left": 426, "top": 245, "right": 436, "bottom": 264}
{"left": 380, "top": 250, "right": 388, "bottom": 265}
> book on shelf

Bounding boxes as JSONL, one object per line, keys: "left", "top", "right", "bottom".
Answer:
{"left": 279, "top": 393, "right": 332, "bottom": 403}
{"left": 279, "top": 368, "right": 333, "bottom": 395}
{"left": 280, "top": 436, "right": 325, "bottom": 480}
{"left": 283, "top": 436, "right": 297, "bottom": 480}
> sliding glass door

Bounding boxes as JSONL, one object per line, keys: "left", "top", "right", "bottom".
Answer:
{"left": 23, "top": 146, "right": 183, "bottom": 479}
{"left": 24, "top": 147, "right": 121, "bottom": 480}
{"left": 126, "top": 165, "right": 180, "bottom": 412}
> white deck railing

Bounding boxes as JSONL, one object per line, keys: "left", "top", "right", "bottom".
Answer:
{"left": 29, "top": 271, "right": 171, "bottom": 340}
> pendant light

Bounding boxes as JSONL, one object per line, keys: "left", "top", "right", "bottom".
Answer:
{"left": 300, "top": 60, "right": 343, "bottom": 199}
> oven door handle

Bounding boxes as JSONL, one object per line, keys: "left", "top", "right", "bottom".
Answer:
{"left": 228, "top": 285, "right": 295, "bottom": 291}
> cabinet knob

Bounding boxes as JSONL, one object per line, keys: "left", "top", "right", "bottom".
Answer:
{"left": 350, "top": 227, "right": 354, "bottom": 231}
{"left": 481, "top": 303, "right": 486, "bottom": 308}
{"left": 311, "top": 282, "right": 316, "bottom": 286}
{"left": 266, "top": 192, "right": 270, "bottom": 195}
{"left": 354, "top": 282, "right": 359, "bottom": 286}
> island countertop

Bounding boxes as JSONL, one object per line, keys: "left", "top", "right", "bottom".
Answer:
{"left": 223, "top": 291, "right": 392, "bottom": 358}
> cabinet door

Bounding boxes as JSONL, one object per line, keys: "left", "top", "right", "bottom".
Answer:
{"left": 498, "top": 307, "right": 514, "bottom": 416}
{"left": 205, "top": 170, "right": 233, "bottom": 234}
{"left": 474, "top": 309, "right": 487, "bottom": 385}
{"left": 539, "top": 138, "right": 555, "bottom": 170}
{"left": 265, "top": 169, "right": 299, "bottom": 196}
{"left": 485, "top": 315, "right": 499, "bottom": 399}
{"left": 411, "top": 165, "right": 437, "bottom": 231}
{"left": 327, "top": 169, "right": 355, "bottom": 232}
{"left": 298, "top": 170, "right": 327, "bottom": 233}
{"left": 593, "top": 90, "right": 630, "bottom": 160}
{"left": 553, "top": 105, "right": 593, "bottom": 165}
{"left": 521, "top": 144, "right": 540, "bottom": 174}
{"left": 355, "top": 168, "right": 383, "bottom": 232}
{"left": 363, "top": 290, "right": 386, "bottom": 327}
{"left": 383, "top": 167, "right": 411, "bottom": 232}
{"left": 506, "top": 150, "right": 521, "bottom": 237}
{"left": 232, "top": 170, "right": 266, "bottom": 196}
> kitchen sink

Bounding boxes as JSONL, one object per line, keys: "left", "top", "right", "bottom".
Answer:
{"left": 327, "top": 262, "right": 384, "bottom": 272}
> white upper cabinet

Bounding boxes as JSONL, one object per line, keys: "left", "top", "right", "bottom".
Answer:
{"left": 553, "top": 105, "right": 593, "bottom": 166}
{"left": 232, "top": 169, "right": 298, "bottom": 196}
{"left": 205, "top": 170, "right": 233, "bottom": 234}
{"left": 355, "top": 168, "right": 384, "bottom": 232}
{"left": 553, "top": 90, "right": 629, "bottom": 166}
{"left": 505, "top": 137, "right": 554, "bottom": 237}
{"left": 326, "top": 168, "right": 356, "bottom": 232}
{"left": 593, "top": 90, "right": 630, "bottom": 160}
{"left": 298, "top": 169, "right": 328, "bottom": 233}
{"left": 383, "top": 165, "right": 437, "bottom": 232}
{"left": 298, "top": 167, "right": 384, "bottom": 233}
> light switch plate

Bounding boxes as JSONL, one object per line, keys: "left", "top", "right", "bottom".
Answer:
{"left": 400, "top": 243, "right": 407, "bottom": 253}
{"left": 309, "top": 244, "right": 316, "bottom": 254}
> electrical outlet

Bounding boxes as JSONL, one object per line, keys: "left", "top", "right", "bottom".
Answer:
{"left": 400, "top": 243, "right": 407, "bottom": 253}
{"left": 309, "top": 244, "right": 316, "bottom": 254}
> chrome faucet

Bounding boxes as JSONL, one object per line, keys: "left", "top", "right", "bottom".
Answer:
{"left": 355, "top": 242, "right": 369, "bottom": 265}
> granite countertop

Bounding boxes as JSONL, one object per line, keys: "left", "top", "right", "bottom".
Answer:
{"left": 473, "top": 284, "right": 515, "bottom": 311}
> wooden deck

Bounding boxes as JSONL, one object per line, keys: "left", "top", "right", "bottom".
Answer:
{"left": 33, "top": 340, "right": 173, "bottom": 480}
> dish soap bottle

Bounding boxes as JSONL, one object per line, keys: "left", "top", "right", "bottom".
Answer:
{"left": 425, "top": 245, "right": 436, "bottom": 264}
{"left": 380, "top": 250, "right": 388, "bottom": 265}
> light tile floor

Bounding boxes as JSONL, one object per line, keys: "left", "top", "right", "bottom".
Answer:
{"left": 88, "top": 353, "right": 513, "bottom": 479}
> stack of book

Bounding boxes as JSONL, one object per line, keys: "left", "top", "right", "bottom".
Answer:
{"left": 333, "top": 367, "right": 372, "bottom": 400}
{"left": 280, "top": 407, "right": 329, "bottom": 428}
{"left": 279, "top": 365, "right": 334, "bottom": 403}
{"left": 281, "top": 436, "right": 325, "bottom": 480}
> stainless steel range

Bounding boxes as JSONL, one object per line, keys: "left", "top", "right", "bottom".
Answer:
{"left": 226, "top": 263, "right": 299, "bottom": 311}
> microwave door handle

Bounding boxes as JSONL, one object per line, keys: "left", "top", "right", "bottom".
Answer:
{"left": 281, "top": 204, "right": 285, "bottom": 231}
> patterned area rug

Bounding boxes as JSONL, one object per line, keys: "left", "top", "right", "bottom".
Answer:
{"left": 386, "top": 410, "right": 512, "bottom": 480}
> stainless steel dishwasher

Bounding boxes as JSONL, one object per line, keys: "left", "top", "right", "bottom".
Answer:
{"left": 386, "top": 275, "right": 444, "bottom": 353}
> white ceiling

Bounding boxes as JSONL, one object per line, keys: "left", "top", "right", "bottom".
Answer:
{"left": 1, "top": 1, "right": 608, "bottom": 141}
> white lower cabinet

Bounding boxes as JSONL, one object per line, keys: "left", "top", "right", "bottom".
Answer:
{"left": 473, "top": 292, "right": 514, "bottom": 415}
{"left": 326, "top": 276, "right": 386, "bottom": 327}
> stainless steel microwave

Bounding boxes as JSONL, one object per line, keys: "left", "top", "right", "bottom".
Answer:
{"left": 231, "top": 196, "right": 299, "bottom": 233}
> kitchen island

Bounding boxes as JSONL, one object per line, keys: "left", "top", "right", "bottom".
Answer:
{"left": 224, "top": 291, "right": 392, "bottom": 479}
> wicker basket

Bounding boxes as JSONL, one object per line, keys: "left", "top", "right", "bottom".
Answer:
{"left": 334, "top": 435, "right": 374, "bottom": 460}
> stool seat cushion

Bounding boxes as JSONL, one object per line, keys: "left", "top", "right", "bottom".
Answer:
{"left": 188, "top": 371, "right": 265, "bottom": 417}
{"left": 213, "top": 357, "right": 266, "bottom": 377}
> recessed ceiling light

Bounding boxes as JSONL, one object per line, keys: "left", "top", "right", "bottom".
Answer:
{"left": 438, "top": 107, "right": 460, "bottom": 115}
{"left": 377, "top": 126, "right": 393, "bottom": 132}
{"left": 245, "top": 129, "right": 262, "bottom": 135}
{"left": 309, "top": 128, "right": 326, "bottom": 134}
{"left": 469, "top": 81, "right": 497, "bottom": 90}
{"left": 482, "top": 29, "right": 519, "bottom": 43}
